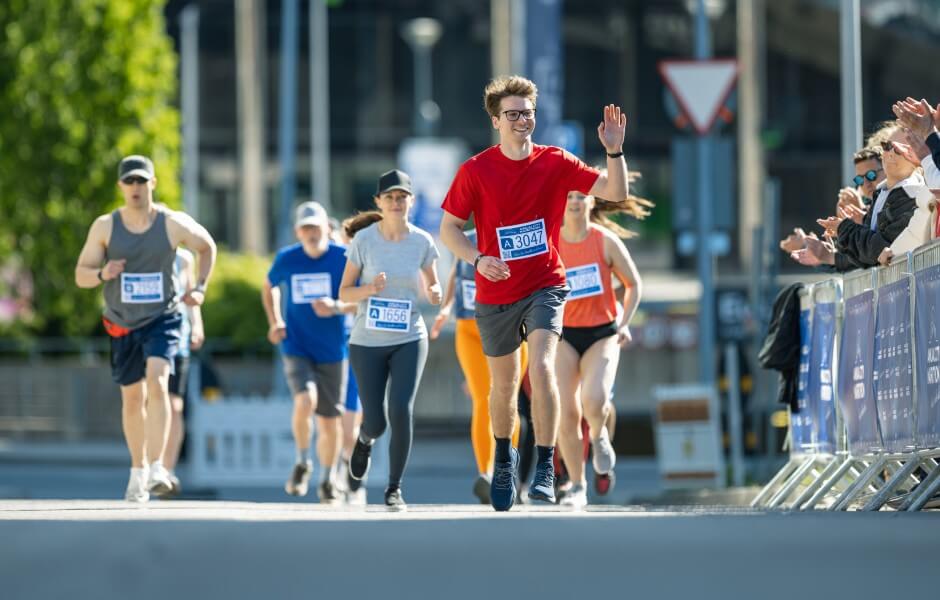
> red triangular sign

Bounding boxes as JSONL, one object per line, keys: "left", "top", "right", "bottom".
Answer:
{"left": 659, "top": 60, "right": 738, "bottom": 135}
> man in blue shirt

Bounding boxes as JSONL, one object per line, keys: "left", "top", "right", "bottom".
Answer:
{"left": 263, "top": 202, "right": 356, "bottom": 502}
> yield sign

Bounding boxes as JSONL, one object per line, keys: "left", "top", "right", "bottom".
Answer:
{"left": 658, "top": 59, "right": 738, "bottom": 135}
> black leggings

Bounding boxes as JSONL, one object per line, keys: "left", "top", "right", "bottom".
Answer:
{"left": 349, "top": 338, "right": 428, "bottom": 489}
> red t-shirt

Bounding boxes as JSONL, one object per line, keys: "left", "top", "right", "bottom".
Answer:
{"left": 442, "top": 144, "right": 600, "bottom": 305}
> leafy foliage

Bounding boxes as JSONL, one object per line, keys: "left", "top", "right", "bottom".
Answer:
{"left": 0, "top": 0, "right": 180, "bottom": 336}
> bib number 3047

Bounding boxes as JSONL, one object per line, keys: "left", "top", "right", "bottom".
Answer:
{"left": 496, "top": 218, "right": 548, "bottom": 261}
{"left": 366, "top": 297, "right": 412, "bottom": 332}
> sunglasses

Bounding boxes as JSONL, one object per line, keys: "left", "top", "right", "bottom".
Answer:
{"left": 880, "top": 141, "right": 898, "bottom": 154}
{"left": 121, "top": 175, "right": 149, "bottom": 185}
{"left": 853, "top": 168, "right": 882, "bottom": 186}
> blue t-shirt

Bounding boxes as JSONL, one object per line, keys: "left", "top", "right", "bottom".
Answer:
{"left": 454, "top": 230, "right": 477, "bottom": 320}
{"left": 267, "top": 242, "right": 348, "bottom": 363}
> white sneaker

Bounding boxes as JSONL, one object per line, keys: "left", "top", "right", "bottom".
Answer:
{"left": 147, "top": 462, "right": 173, "bottom": 496}
{"left": 125, "top": 469, "right": 150, "bottom": 503}
{"left": 560, "top": 483, "right": 588, "bottom": 508}
{"left": 591, "top": 430, "right": 616, "bottom": 475}
{"left": 346, "top": 487, "right": 367, "bottom": 506}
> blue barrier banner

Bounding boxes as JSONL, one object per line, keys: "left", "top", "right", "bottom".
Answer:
{"left": 793, "top": 308, "right": 814, "bottom": 453}
{"left": 874, "top": 278, "right": 915, "bottom": 453}
{"left": 808, "top": 302, "right": 837, "bottom": 453}
{"left": 915, "top": 264, "right": 940, "bottom": 447}
{"left": 838, "top": 291, "right": 882, "bottom": 455}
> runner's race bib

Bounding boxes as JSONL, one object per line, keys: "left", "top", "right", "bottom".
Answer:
{"left": 291, "top": 273, "right": 332, "bottom": 303}
{"left": 566, "top": 263, "right": 603, "bottom": 300}
{"left": 121, "top": 273, "right": 164, "bottom": 304}
{"left": 366, "top": 297, "right": 412, "bottom": 332}
{"left": 461, "top": 280, "right": 477, "bottom": 311}
{"left": 496, "top": 218, "right": 548, "bottom": 261}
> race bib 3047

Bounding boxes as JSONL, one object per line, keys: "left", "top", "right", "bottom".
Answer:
{"left": 496, "top": 218, "right": 548, "bottom": 261}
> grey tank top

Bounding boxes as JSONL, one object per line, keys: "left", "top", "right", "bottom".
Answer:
{"left": 102, "top": 209, "right": 179, "bottom": 330}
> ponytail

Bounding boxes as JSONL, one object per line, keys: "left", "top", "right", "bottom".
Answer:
{"left": 342, "top": 211, "right": 383, "bottom": 239}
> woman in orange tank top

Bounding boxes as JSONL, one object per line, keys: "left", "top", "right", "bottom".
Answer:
{"left": 555, "top": 184, "right": 647, "bottom": 507}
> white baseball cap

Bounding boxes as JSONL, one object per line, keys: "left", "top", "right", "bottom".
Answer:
{"left": 294, "top": 201, "right": 328, "bottom": 227}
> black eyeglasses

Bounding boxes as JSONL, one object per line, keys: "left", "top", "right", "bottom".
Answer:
{"left": 501, "top": 109, "right": 536, "bottom": 122}
{"left": 853, "top": 168, "right": 882, "bottom": 186}
{"left": 122, "top": 176, "right": 148, "bottom": 185}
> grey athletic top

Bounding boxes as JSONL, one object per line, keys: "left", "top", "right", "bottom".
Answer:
{"left": 346, "top": 222, "right": 439, "bottom": 347}
{"left": 103, "top": 209, "right": 180, "bottom": 330}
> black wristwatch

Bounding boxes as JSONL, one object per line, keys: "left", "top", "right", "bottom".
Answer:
{"left": 97, "top": 269, "right": 105, "bottom": 282}
{"left": 473, "top": 254, "right": 484, "bottom": 270}
{"left": 606, "top": 149, "right": 624, "bottom": 158}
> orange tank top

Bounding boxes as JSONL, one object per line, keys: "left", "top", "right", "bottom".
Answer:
{"left": 559, "top": 225, "right": 618, "bottom": 328}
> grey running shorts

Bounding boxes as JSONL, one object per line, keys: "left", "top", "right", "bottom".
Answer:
{"left": 474, "top": 285, "right": 568, "bottom": 357}
{"left": 282, "top": 355, "right": 348, "bottom": 418}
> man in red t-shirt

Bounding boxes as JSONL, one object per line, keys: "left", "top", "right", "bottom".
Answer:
{"left": 440, "top": 75, "right": 628, "bottom": 511}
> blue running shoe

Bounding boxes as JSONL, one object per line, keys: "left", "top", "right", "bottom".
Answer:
{"left": 490, "top": 447, "right": 519, "bottom": 512}
{"left": 528, "top": 461, "right": 556, "bottom": 504}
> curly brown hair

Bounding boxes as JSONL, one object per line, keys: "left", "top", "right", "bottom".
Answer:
{"left": 483, "top": 76, "right": 538, "bottom": 118}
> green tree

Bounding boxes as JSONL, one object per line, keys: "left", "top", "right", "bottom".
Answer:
{"left": 0, "top": 0, "right": 180, "bottom": 336}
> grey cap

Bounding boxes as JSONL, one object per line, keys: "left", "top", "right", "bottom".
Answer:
{"left": 376, "top": 169, "right": 413, "bottom": 195}
{"left": 118, "top": 155, "right": 155, "bottom": 181}
{"left": 295, "top": 201, "right": 328, "bottom": 227}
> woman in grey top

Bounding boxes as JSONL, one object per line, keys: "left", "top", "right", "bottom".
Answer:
{"left": 339, "top": 169, "right": 442, "bottom": 510}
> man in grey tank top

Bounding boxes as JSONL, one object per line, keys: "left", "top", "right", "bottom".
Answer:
{"left": 75, "top": 155, "right": 217, "bottom": 502}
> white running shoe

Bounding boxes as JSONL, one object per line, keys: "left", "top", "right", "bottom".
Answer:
{"left": 125, "top": 469, "right": 150, "bottom": 503}
{"left": 591, "top": 430, "right": 616, "bottom": 475}
{"left": 147, "top": 462, "right": 174, "bottom": 496}
{"left": 346, "top": 487, "right": 367, "bottom": 506}
{"left": 560, "top": 483, "right": 588, "bottom": 508}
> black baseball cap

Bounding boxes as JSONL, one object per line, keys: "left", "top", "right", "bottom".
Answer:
{"left": 118, "top": 155, "right": 155, "bottom": 181}
{"left": 376, "top": 169, "right": 413, "bottom": 195}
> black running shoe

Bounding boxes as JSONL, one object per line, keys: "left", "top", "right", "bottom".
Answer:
{"left": 384, "top": 486, "right": 406, "bottom": 511}
{"left": 318, "top": 480, "right": 339, "bottom": 504}
{"left": 285, "top": 462, "right": 312, "bottom": 497}
{"left": 490, "top": 447, "right": 519, "bottom": 512}
{"left": 349, "top": 439, "right": 372, "bottom": 481}
{"left": 472, "top": 474, "right": 491, "bottom": 505}
{"left": 528, "top": 461, "right": 556, "bottom": 504}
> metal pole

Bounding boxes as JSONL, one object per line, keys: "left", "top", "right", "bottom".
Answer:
{"left": 180, "top": 5, "right": 200, "bottom": 219}
{"left": 840, "top": 0, "right": 863, "bottom": 184}
{"left": 726, "top": 342, "right": 745, "bottom": 487}
{"left": 415, "top": 47, "right": 431, "bottom": 136}
{"left": 277, "top": 0, "right": 299, "bottom": 248}
{"left": 236, "top": 0, "right": 266, "bottom": 253}
{"left": 310, "top": 0, "right": 331, "bottom": 210}
{"left": 695, "top": 0, "right": 715, "bottom": 385}
{"left": 736, "top": 0, "right": 764, "bottom": 273}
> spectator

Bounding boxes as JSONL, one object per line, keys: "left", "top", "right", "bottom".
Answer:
{"left": 792, "top": 124, "right": 929, "bottom": 269}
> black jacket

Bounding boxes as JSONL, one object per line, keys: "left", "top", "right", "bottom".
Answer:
{"left": 758, "top": 283, "right": 803, "bottom": 412}
{"left": 834, "top": 183, "right": 917, "bottom": 269}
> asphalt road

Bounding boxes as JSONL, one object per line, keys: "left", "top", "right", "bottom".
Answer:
{"left": 1, "top": 500, "right": 939, "bottom": 600}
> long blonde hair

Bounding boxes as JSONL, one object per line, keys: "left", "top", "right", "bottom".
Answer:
{"left": 588, "top": 170, "right": 654, "bottom": 239}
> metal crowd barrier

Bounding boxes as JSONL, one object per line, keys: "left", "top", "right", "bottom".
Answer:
{"left": 753, "top": 240, "right": 940, "bottom": 511}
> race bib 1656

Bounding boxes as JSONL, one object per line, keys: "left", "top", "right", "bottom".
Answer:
{"left": 366, "top": 297, "right": 412, "bottom": 332}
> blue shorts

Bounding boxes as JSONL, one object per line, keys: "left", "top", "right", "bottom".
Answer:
{"left": 345, "top": 362, "right": 361, "bottom": 412}
{"left": 109, "top": 312, "right": 182, "bottom": 387}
